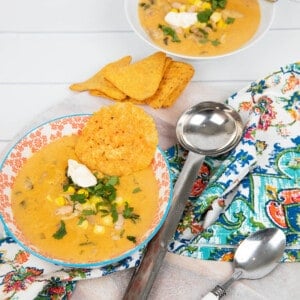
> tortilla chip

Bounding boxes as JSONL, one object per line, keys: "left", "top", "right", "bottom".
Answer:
{"left": 147, "top": 61, "right": 194, "bottom": 108}
{"left": 103, "top": 52, "right": 167, "bottom": 101}
{"left": 69, "top": 56, "right": 132, "bottom": 100}
{"left": 89, "top": 89, "right": 129, "bottom": 101}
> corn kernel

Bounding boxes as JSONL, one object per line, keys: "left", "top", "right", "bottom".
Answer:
{"left": 115, "top": 196, "right": 124, "bottom": 207}
{"left": 201, "top": 2, "right": 211, "bottom": 10}
{"left": 195, "top": 21, "right": 207, "bottom": 29}
{"left": 170, "top": 8, "right": 178, "bottom": 13}
{"left": 81, "top": 202, "right": 95, "bottom": 210}
{"left": 78, "top": 219, "right": 89, "bottom": 229}
{"left": 210, "top": 12, "right": 222, "bottom": 23}
{"left": 77, "top": 188, "right": 89, "bottom": 197}
{"left": 66, "top": 186, "right": 75, "bottom": 194}
{"left": 55, "top": 196, "right": 66, "bottom": 206}
{"left": 194, "top": 0, "right": 203, "bottom": 6}
{"left": 93, "top": 225, "right": 105, "bottom": 234}
{"left": 179, "top": 5, "right": 186, "bottom": 12}
{"left": 182, "top": 27, "right": 190, "bottom": 36}
{"left": 46, "top": 195, "right": 52, "bottom": 202}
{"left": 217, "top": 19, "right": 227, "bottom": 29}
{"left": 90, "top": 195, "right": 102, "bottom": 205}
{"left": 101, "top": 215, "right": 113, "bottom": 226}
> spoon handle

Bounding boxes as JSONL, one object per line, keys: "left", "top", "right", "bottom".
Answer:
{"left": 123, "top": 152, "right": 205, "bottom": 300}
{"left": 202, "top": 285, "right": 226, "bottom": 299}
{"left": 202, "top": 270, "right": 243, "bottom": 299}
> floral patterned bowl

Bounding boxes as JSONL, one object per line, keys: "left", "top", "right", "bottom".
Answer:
{"left": 0, "top": 114, "right": 173, "bottom": 268}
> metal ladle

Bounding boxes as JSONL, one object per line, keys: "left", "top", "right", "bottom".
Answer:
{"left": 123, "top": 101, "right": 244, "bottom": 300}
{"left": 202, "top": 228, "right": 286, "bottom": 299}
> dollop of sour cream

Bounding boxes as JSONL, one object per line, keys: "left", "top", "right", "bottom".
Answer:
{"left": 67, "top": 159, "right": 97, "bottom": 188}
{"left": 164, "top": 12, "right": 197, "bottom": 29}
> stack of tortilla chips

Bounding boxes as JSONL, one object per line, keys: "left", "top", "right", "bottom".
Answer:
{"left": 70, "top": 52, "right": 194, "bottom": 108}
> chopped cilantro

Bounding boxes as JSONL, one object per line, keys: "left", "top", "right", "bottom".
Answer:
{"left": 127, "top": 236, "right": 137, "bottom": 243}
{"left": 225, "top": 17, "right": 235, "bottom": 24}
{"left": 211, "top": 0, "right": 227, "bottom": 10}
{"left": 111, "top": 203, "right": 119, "bottom": 223}
{"left": 139, "top": 3, "right": 151, "bottom": 10}
{"left": 139, "top": 1, "right": 155, "bottom": 10}
{"left": 132, "top": 187, "right": 142, "bottom": 193}
{"left": 95, "top": 184, "right": 117, "bottom": 201}
{"left": 79, "top": 241, "right": 94, "bottom": 246}
{"left": 70, "top": 193, "right": 87, "bottom": 204}
{"left": 81, "top": 209, "right": 96, "bottom": 216}
{"left": 211, "top": 39, "right": 221, "bottom": 46}
{"left": 197, "top": 9, "right": 212, "bottom": 23}
{"left": 77, "top": 216, "right": 86, "bottom": 225}
{"left": 123, "top": 202, "right": 140, "bottom": 223}
{"left": 53, "top": 221, "right": 67, "bottom": 240}
{"left": 158, "top": 24, "right": 181, "bottom": 43}
{"left": 106, "top": 176, "right": 119, "bottom": 186}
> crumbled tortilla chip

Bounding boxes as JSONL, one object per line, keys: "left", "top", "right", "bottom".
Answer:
{"left": 69, "top": 56, "right": 132, "bottom": 100}
{"left": 147, "top": 61, "right": 194, "bottom": 108}
{"left": 103, "top": 52, "right": 167, "bottom": 101}
{"left": 75, "top": 102, "right": 158, "bottom": 176}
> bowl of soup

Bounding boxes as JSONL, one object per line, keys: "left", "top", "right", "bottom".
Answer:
{"left": 0, "top": 112, "right": 172, "bottom": 268}
{"left": 125, "top": 0, "right": 275, "bottom": 59}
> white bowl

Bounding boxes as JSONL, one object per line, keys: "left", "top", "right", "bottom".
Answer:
{"left": 124, "top": 0, "right": 275, "bottom": 60}
{"left": 0, "top": 114, "right": 173, "bottom": 268}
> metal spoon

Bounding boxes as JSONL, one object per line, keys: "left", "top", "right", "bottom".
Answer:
{"left": 202, "top": 228, "right": 286, "bottom": 299}
{"left": 123, "top": 101, "right": 243, "bottom": 300}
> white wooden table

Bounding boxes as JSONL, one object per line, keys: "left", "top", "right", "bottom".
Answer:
{"left": 1, "top": 1, "right": 300, "bottom": 299}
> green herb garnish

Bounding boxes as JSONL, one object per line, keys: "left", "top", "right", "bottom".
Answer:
{"left": 197, "top": 9, "right": 213, "bottom": 23}
{"left": 211, "top": 39, "right": 221, "bottom": 46}
{"left": 123, "top": 202, "right": 140, "bottom": 223}
{"left": 158, "top": 24, "right": 181, "bottom": 43}
{"left": 127, "top": 236, "right": 137, "bottom": 243}
{"left": 70, "top": 193, "right": 87, "bottom": 204}
{"left": 53, "top": 220, "right": 67, "bottom": 240}
{"left": 211, "top": 0, "right": 227, "bottom": 10}
{"left": 132, "top": 187, "right": 142, "bottom": 194}
{"left": 225, "top": 17, "right": 235, "bottom": 24}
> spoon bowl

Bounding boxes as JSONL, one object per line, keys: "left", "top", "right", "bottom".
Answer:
{"left": 235, "top": 227, "right": 286, "bottom": 279}
{"left": 202, "top": 228, "right": 286, "bottom": 299}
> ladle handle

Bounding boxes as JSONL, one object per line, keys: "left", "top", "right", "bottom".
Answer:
{"left": 123, "top": 151, "right": 205, "bottom": 300}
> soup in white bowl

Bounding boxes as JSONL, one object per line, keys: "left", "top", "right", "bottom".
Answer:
{"left": 125, "top": 0, "right": 275, "bottom": 59}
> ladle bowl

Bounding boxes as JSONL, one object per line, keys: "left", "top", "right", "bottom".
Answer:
{"left": 123, "top": 101, "right": 244, "bottom": 300}
{"left": 176, "top": 101, "right": 243, "bottom": 156}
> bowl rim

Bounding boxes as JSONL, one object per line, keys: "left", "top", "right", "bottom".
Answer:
{"left": 124, "top": 0, "right": 276, "bottom": 60}
{"left": 0, "top": 114, "right": 173, "bottom": 268}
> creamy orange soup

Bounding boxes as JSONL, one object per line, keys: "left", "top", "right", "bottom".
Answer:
{"left": 11, "top": 135, "right": 159, "bottom": 263}
{"left": 138, "top": 0, "right": 261, "bottom": 57}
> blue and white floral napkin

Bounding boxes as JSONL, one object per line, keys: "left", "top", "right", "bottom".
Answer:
{"left": 168, "top": 62, "right": 300, "bottom": 262}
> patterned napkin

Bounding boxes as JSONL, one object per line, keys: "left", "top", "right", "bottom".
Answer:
{"left": 169, "top": 62, "right": 300, "bottom": 262}
{"left": 0, "top": 231, "right": 143, "bottom": 299}
{"left": 0, "top": 62, "right": 299, "bottom": 299}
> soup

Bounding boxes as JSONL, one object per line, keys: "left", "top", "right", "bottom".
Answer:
{"left": 11, "top": 135, "right": 159, "bottom": 263}
{"left": 138, "top": 0, "right": 261, "bottom": 57}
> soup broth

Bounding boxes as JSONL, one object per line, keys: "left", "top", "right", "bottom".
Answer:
{"left": 138, "top": 0, "right": 261, "bottom": 57}
{"left": 11, "top": 135, "right": 159, "bottom": 263}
